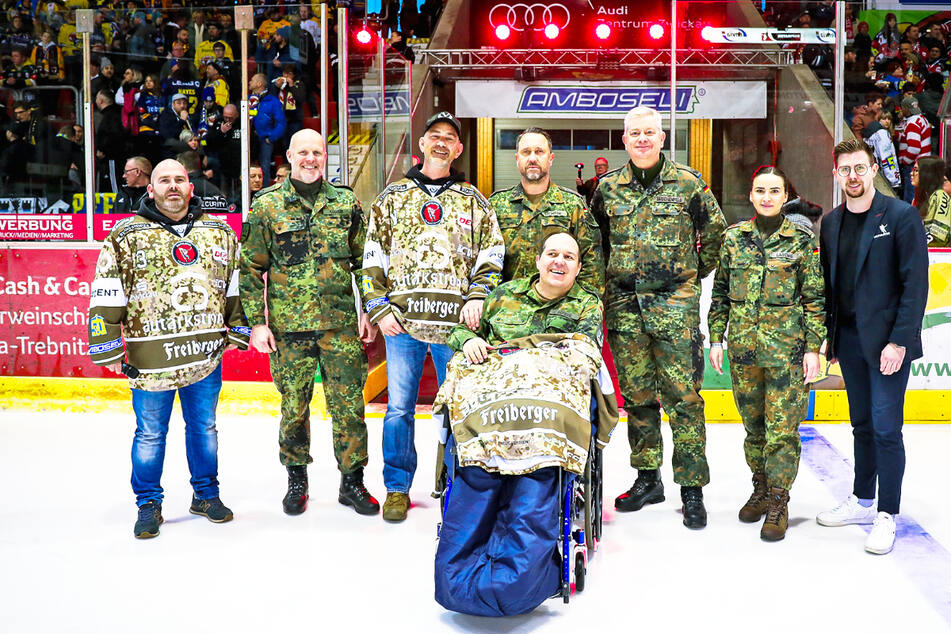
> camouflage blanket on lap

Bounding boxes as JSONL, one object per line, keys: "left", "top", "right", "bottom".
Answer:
{"left": 434, "top": 333, "right": 618, "bottom": 476}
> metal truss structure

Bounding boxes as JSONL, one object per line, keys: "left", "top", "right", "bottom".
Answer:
{"left": 418, "top": 48, "right": 794, "bottom": 70}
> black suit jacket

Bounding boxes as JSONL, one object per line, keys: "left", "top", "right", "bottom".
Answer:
{"left": 820, "top": 190, "right": 929, "bottom": 364}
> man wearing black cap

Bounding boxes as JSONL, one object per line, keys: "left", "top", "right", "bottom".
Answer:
{"left": 361, "top": 112, "right": 505, "bottom": 522}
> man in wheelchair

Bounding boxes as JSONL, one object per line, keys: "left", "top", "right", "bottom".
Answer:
{"left": 433, "top": 232, "right": 618, "bottom": 616}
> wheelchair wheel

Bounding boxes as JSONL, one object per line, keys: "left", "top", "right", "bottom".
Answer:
{"left": 574, "top": 552, "right": 586, "bottom": 593}
{"left": 593, "top": 446, "right": 603, "bottom": 543}
{"left": 584, "top": 451, "right": 595, "bottom": 551}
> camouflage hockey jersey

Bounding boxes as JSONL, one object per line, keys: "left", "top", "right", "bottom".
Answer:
{"left": 433, "top": 333, "right": 618, "bottom": 475}
{"left": 361, "top": 167, "right": 505, "bottom": 344}
{"left": 88, "top": 197, "right": 249, "bottom": 391}
{"left": 488, "top": 182, "right": 605, "bottom": 294}
{"left": 708, "top": 217, "right": 825, "bottom": 367}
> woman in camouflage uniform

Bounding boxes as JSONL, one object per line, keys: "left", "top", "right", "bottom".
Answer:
{"left": 708, "top": 166, "right": 826, "bottom": 542}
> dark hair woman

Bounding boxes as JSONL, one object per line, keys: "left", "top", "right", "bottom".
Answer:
{"left": 912, "top": 156, "right": 951, "bottom": 246}
{"left": 708, "top": 164, "right": 826, "bottom": 542}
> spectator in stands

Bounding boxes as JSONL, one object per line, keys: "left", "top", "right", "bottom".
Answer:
{"left": 91, "top": 56, "right": 119, "bottom": 98}
{"left": 387, "top": 30, "right": 415, "bottom": 63}
{"left": 135, "top": 73, "right": 163, "bottom": 164}
{"left": 577, "top": 156, "right": 609, "bottom": 206}
{"left": 200, "top": 61, "right": 229, "bottom": 108}
{"left": 3, "top": 47, "right": 36, "bottom": 88}
{"left": 160, "top": 41, "right": 187, "bottom": 84}
{"left": 862, "top": 116, "right": 901, "bottom": 191}
{"left": 249, "top": 72, "right": 285, "bottom": 186}
{"left": 205, "top": 102, "right": 241, "bottom": 201}
{"left": 912, "top": 156, "right": 951, "bottom": 247}
{"left": 924, "top": 43, "right": 947, "bottom": 77}
{"left": 249, "top": 162, "right": 264, "bottom": 199}
{"left": 898, "top": 42, "right": 923, "bottom": 86}
{"left": 274, "top": 162, "right": 290, "bottom": 185}
{"left": 898, "top": 95, "right": 932, "bottom": 203}
{"left": 874, "top": 13, "right": 900, "bottom": 62}
{"left": 811, "top": 0, "right": 835, "bottom": 28}
{"left": 128, "top": 11, "right": 157, "bottom": 63}
{"left": 274, "top": 64, "right": 304, "bottom": 142}
{"left": 257, "top": 7, "right": 290, "bottom": 48}
{"left": 94, "top": 89, "right": 126, "bottom": 191}
{"left": 91, "top": 10, "right": 118, "bottom": 53}
{"left": 877, "top": 60, "right": 905, "bottom": 98}
{"left": 176, "top": 149, "right": 227, "bottom": 207}
{"left": 218, "top": 12, "right": 240, "bottom": 55}
{"left": 262, "top": 26, "right": 294, "bottom": 83}
{"left": 917, "top": 73, "right": 945, "bottom": 132}
{"left": 116, "top": 66, "right": 142, "bottom": 108}
{"left": 902, "top": 24, "right": 927, "bottom": 59}
{"left": 197, "top": 91, "right": 223, "bottom": 148}
{"left": 187, "top": 9, "right": 205, "bottom": 52}
{"left": 172, "top": 27, "right": 191, "bottom": 60}
{"left": 50, "top": 123, "right": 83, "bottom": 190}
{"left": 9, "top": 100, "right": 32, "bottom": 139}
{"left": 194, "top": 21, "right": 233, "bottom": 71}
{"left": 851, "top": 92, "right": 883, "bottom": 138}
{"left": 854, "top": 21, "right": 872, "bottom": 58}
{"left": 420, "top": 0, "right": 444, "bottom": 38}
{"left": 114, "top": 156, "right": 152, "bottom": 212}
{"left": 400, "top": 0, "right": 419, "bottom": 37}
{"left": 2, "top": 14, "right": 35, "bottom": 56}
{"left": 1, "top": 123, "right": 32, "bottom": 186}
{"left": 31, "top": 29, "right": 64, "bottom": 83}
{"left": 158, "top": 93, "right": 193, "bottom": 157}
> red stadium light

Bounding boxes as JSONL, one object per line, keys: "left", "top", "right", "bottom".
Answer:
{"left": 595, "top": 23, "right": 612, "bottom": 40}
{"left": 543, "top": 23, "right": 560, "bottom": 40}
{"left": 495, "top": 24, "right": 511, "bottom": 41}
{"left": 649, "top": 23, "right": 665, "bottom": 40}
{"left": 701, "top": 25, "right": 716, "bottom": 42}
{"left": 355, "top": 27, "right": 373, "bottom": 45}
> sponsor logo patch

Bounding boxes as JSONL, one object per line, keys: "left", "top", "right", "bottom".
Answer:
{"left": 211, "top": 247, "right": 229, "bottom": 264}
{"left": 366, "top": 297, "right": 389, "bottom": 311}
{"left": 90, "top": 316, "right": 107, "bottom": 337}
{"left": 89, "top": 337, "right": 122, "bottom": 355}
{"left": 421, "top": 201, "right": 443, "bottom": 225}
{"left": 231, "top": 326, "right": 251, "bottom": 336}
{"left": 172, "top": 241, "right": 199, "bottom": 265}
{"left": 457, "top": 215, "right": 472, "bottom": 229}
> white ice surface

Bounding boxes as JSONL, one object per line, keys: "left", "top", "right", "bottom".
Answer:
{"left": 1, "top": 410, "right": 949, "bottom": 634}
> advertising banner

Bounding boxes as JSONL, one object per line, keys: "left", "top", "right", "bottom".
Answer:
{"left": 0, "top": 214, "right": 86, "bottom": 241}
{"left": 0, "top": 247, "right": 271, "bottom": 381}
{"left": 93, "top": 213, "right": 243, "bottom": 241}
{"left": 456, "top": 80, "right": 767, "bottom": 120}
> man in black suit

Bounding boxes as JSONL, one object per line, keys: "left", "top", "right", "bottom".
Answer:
{"left": 816, "top": 139, "right": 929, "bottom": 555}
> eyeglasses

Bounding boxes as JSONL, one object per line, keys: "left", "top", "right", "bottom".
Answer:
{"left": 123, "top": 167, "right": 140, "bottom": 175}
{"left": 835, "top": 164, "right": 871, "bottom": 177}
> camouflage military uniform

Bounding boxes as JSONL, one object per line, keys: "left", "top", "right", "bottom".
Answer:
{"left": 448, "top": 276, "right": 603, "bottom": 351}
{"left": 489, "top": 182, "right": 605, "bottom": 294}
{"left": 708, "top": 217, "right": 826, "bottom": 489}
{"left": 239, "top": 178, "right": 369, "bottom": 472}
{"left": 591, "top": 158, "right": 727, "bottom": 487}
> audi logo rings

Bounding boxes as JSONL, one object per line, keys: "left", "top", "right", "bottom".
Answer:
{"left": 488, "top": 2, "right": 571, "bottom": 32}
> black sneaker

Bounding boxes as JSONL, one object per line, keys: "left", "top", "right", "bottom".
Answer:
{"left": 134, "top": 501, "right": 163, "bottom": 539}
{"left": 189, "top": 495, "right": 234, "bottom": 523}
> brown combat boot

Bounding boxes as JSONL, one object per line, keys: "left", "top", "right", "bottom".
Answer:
{"left": 760, "top": 486, "right": 790, "bottom": 542}
{"left": 738, "top": 473, "right": 768, "bottom": 523}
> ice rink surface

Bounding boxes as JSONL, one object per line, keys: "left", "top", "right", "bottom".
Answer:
{"left": 2, "top": 408, "right": 950, "bottom": 634}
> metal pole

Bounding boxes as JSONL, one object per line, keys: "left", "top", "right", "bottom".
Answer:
{"left": 320, "top": 2, "right": 329, "bottom": 145}
{"left": 234, "top": 6, "right": 252, "bottom": 218}
{"left": 833, "top": 0, "right": 845, "bottom": 208}
{"left": 337, "top": 6, "right": 350, "bottom": 186}
{"left": 379, "top": 35, "right": 386, "bottom": 187}
{"left": 81, "top": 30, "right": 94, "bottom": 239}
{"left": 669, "top": 0, "right": 677, "bottom": 162}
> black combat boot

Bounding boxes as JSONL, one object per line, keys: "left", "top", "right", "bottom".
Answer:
{"left": 338, "top": 468, "right": 380, "bottom": 515}
{"left": 681, "top": 486, "right": 707, "bottom": 529}
{"left": 282, "top": 465, "right": 308, "bottom": 515}
{"left": 615, "top": 469, "right": 664, "bottom": 512}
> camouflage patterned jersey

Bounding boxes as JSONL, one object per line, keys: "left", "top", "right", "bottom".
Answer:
{"left": 88, "top": 198, "right": 250, "bottom": 391}
{"left": 434, "top": 333, "right": 618, "bottom": 475}
{"left": 591, "top": 159, "right": 727, "bottom": 334}
{"left": 489, "top": 182, "right": 605, "bottom": 294}
{"left": 447, "top": 276, "right": 603, "bottom": 352}
{"left": 708, "top": 217, "right": 826, "bottom": 366}
{"left": 240, "top": 178, "right": 365, "bottom": 333}
{"left": 362, "top": 168, "right": 505, "bottom": 344}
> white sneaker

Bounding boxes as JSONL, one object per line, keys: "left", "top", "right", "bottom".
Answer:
{"left": 865, "top": 512, "right": 897, "bottom": 555}
{"left": 816, "top": 495, "right": 877, "bottom": 527}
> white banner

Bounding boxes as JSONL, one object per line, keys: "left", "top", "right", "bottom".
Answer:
{"left": 455, "top": 80, "right": 767, "bottom": 120}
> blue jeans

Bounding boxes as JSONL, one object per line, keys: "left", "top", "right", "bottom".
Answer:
{"left": 383, "top": 333, "right": 453, "bottom": 493}
{"left": 900, "top": 163, "right": 915, "bottom": 203}
{"left": 836, "top": 324, "right": 911, "bottom": 514}
{"left": 259, "top": 137, "right": 275, "bottom": 185}
{"left": 130, "top": 364, "right": 223, "bottom": 507}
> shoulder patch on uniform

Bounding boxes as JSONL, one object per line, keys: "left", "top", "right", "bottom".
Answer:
{"left": 674, "top": 163, "right": 702, "bottom": 178}
{"left": 489, "top": 185, "right": 516, "bottom": 199}
{"left": 789, "top": 216, "right": 815, "bottom": 236}
{"left": 601, "top": 166, "right": 626, "bottom": 179}
{"left": 257, "top": 182, "right": 282, "bottom": 196}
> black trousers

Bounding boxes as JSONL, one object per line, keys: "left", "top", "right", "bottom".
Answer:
{"left": 836, "top": 323, "right": 912, "bottom": 514}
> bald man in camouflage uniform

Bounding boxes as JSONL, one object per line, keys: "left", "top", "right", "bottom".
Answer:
{"left": 240, "top": 129, "right": 380, "bottom": 517}
{"left": 489, "top": 127, "right": 604, "bottom": 294}
{"left": 592, "top": 106, "right": 726, "bottom": 529}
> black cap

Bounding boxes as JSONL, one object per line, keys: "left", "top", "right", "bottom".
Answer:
{"left": 424, "top": 111, "right": 461, "bottom": 136}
